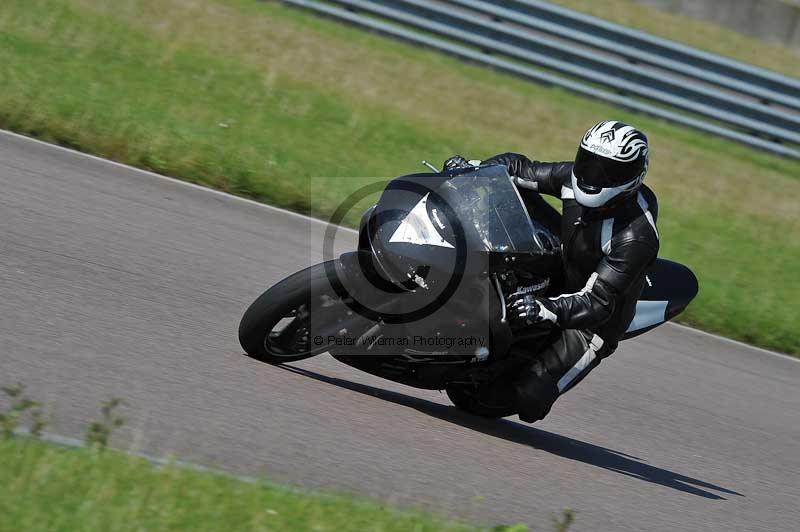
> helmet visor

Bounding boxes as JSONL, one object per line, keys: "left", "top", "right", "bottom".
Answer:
{"left": 573, "top": 147, "right": 645, "bottom": 189}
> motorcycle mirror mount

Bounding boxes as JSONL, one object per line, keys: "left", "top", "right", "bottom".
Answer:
{"left": 421, "top": 160, "right": 439, "bottom": 172}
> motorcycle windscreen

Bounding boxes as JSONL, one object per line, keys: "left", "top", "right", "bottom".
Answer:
{"left": 437, "top": 166, "right": 548, "bottom": 254}
{"left": 622, "top": 258, "right": 699, "bottom": 340}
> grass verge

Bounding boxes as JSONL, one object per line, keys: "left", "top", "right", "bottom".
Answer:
{"left": 0, "top": 0, "right": 797, "bottom": 354}
{"left": 0, "top": 437, "right": 503, "bottom": 531}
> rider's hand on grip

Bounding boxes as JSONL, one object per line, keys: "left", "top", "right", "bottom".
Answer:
{"left": 507, "top": 292, "right": 557, "bottom": 328}
{"left": 442, "top": 155, "right": 470, "bottom": 172}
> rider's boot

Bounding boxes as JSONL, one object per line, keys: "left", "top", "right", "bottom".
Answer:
{"left": 514, "top": 330, "right": 611, "bottom": 422}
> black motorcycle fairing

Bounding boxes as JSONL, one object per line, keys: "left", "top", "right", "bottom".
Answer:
{"left": 334, "top": 250, "right": 498, "bottom": 354}
{"left": 363, "top": 166, "right": 560, "bottom": 289}
{"left": 324, "top": 166, "right": 565, "bottom": 390}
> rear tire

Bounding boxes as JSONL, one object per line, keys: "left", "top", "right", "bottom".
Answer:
{"left": 238, "top": 261, "right": 342, "bottom": 364}
{"left": 445, "top": 383, "right": 517, "bottom": 419}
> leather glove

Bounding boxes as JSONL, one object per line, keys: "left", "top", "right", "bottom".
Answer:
{"left": 507, "top": 291, "right": 557, "bottom": 327}
{"left": 442, "top": 155, "right": 470, "bottom": 171}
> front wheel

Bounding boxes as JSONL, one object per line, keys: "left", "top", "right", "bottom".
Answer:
{"left": 239, "top": 261, "right": 344, "bottom": 364}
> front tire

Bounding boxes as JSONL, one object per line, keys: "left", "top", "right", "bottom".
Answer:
{"left": 239, "top": 261, "right": 342, "bottom": 364}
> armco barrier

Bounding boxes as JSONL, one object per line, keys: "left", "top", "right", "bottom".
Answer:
{"left": 283, "top": 0, "right": 800, "bottom": 158}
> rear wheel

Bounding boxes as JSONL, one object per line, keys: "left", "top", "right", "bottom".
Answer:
{"left": 238, "top": 261, "right": 344, "bottom": 364}
{"left": 445, "top": 383, "right": 518, "bottom": 419}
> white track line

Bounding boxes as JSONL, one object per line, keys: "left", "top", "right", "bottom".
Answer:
{"left": 0, "top": 129, "right": 357, "bottom": 234}
{"left": 2, "top": 129, "right": 794, "bottom": 361}
{"left": 668, "top": 322, "right": 798, "bottom": 362}
{"left": 14, "top": 428, "right": 258, "bottom": 483}
{"left": 14, "top": 428, "right": 323, "bottom": 494}
{"left": 16, "top": 426, "right": 424, "bottom": 508}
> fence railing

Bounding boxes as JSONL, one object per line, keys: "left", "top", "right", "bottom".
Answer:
{"left": 284, "top": 0, "right": 800, "bottom": 159}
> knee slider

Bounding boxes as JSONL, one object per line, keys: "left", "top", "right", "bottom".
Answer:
{"left": 514, "top": 360, "right": 559, "bottom": 422}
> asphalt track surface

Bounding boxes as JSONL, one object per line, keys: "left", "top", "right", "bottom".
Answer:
{"left": 1, "top": 130, "right": 798, "bottom": 531}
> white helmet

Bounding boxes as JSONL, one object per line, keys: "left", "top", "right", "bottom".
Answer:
{"left": 571, "top": 120, "right": 649, "bottom": 208}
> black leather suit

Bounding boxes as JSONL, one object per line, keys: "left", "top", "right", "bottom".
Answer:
{"left": 483, "top": 153, "right": 660, "bottom": 421}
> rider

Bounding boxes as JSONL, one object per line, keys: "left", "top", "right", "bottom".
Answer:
{"left": 446, "top": 120, "right": 659, "bottom": 422}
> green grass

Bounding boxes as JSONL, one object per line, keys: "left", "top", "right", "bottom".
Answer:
{"left": 0, "top": 0, "right": 797, "bottom": 354}
{"left": 0, "top": 437, "right": 492, "bottom": 531}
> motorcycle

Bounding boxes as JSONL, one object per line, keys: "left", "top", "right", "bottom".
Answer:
{"left": 238, "top": 164, "right": 698, "bottom": 418}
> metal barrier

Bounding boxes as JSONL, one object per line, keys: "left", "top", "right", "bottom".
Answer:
{"left": 451, "top": 0, "right": 800, "bottom": 111}
{"left": 283, "top": 0, "right": 800, "bottom": 158}
{"left": 477, "top": 0, "right": 800, "bottom": 105}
